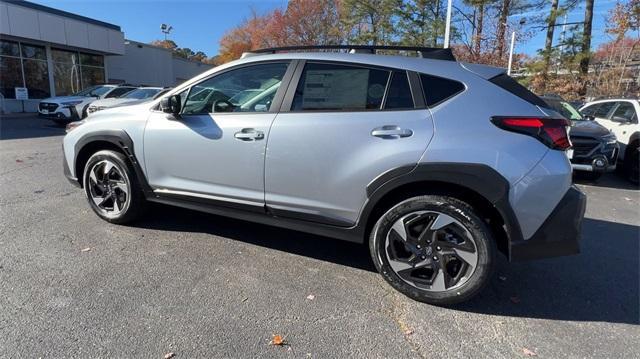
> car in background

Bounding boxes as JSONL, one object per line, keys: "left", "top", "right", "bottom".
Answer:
{"left": 38, "top": 84, "right": 137, "bottom": 124}
{"left": 541, "top": 96, "right": 618, "bottom": 181}
{"left": 580, "top": 99, "right": 640, "bottom": 184}
{"left": 87, "top": 87, "right": 169, "bottom": 116}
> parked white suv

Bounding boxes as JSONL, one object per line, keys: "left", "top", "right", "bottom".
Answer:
{"left": 580, "top": 99, "right": 640, "bottom": 183}
{"left": 38, "top": 84, "right": 137, "bottom": 124}
{"left": 87, "top": 87, "right": 168, "bottom": 116}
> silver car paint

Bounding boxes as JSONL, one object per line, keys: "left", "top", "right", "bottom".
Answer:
{"left": 63, "top": 51, "right": 572, "bottom": 241}
{"left": 143, "top": 111, "right": 276, "bottom": 206}
{"left": 265, "top": 109, "right": 433, "bottom": 225}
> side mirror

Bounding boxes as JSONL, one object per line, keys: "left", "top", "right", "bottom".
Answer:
{"left": 160, "top": 94, "right": 181, "bottom": 116}
{"left": 611, "top": 115, "right": 630, "bottom": 123}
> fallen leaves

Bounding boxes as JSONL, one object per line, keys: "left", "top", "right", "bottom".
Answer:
{"left": 306, "top": 294, "right": 315, "bottom": 301}
{"left": 15, "top": 159, "right": 23, "bottom": 163}
{"left": 80, "top": 247, "right": 91, "bottom": 252}
{"left": 164, "top": 352, "right": 175, "bottom": 359}
{"left": 269, "top": 334, "right": 286, "bottom": 346}
{"left": 522, "top": 347, "right": 537, "bottom": 356}
{"left": 404, "top": 329, "right": 414, "bottom": 336}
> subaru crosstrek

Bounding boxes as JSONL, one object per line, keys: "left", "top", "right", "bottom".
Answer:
{"left": 62, "top": 46, "right": 586, "bottom": 305}
{"left": 39, "top": 84, "right": 137, "bottom": 124}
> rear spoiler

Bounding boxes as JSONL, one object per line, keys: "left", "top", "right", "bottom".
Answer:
{"left": 460, "top": 62, "right": 505, "bottom": 79}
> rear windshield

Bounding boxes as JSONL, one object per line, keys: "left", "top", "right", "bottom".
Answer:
{"left": 489, "top": 74, "right": 548, "bottom": 108}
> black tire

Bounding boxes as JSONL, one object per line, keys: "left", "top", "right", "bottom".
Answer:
{"left": 82, "top": 150, "right": 146, "bottom": 224}
{"left": 369, "top": 195, "right": 495, "bottom": 305}
{"left": 623, "top": 142, "right": 639, "bottom": 185}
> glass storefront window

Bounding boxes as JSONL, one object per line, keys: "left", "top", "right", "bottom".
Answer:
{"left": 52, "top": 48, "right": 104, "bottom": 96}
{"left": 23, "top": 59, "right": 50, "bottom": 99}
{"left": 0, "top": 56, "right": 23, "bottom": 99}
{"left": 21, "top": 44, "right": 46, "bottom": 60}
{"left": 0, "top": 40, "right": 20, "bottom": 57}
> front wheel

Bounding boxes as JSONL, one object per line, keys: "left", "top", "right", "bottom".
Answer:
{"left": 83, "top": 150, "right": 146, "bottom": 224}
{"left": 369, "top": 195, "right": 495, "bottom": 305}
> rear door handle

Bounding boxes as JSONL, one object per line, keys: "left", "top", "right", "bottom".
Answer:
{"left": 371, "top": 126, "right": 413, "bottom": 139}
{"left": 234, "top": 128, "right": 264, "bottom": 141}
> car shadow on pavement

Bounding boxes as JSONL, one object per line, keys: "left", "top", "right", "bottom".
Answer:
{"left": 136, "top": 203, "right": 376, "bottom": 272}
{"left": 136, "top": 205, "right": 639, "bottom": 325}
{"left": 456, "top": 217, "right": 639, "bottom": 325}
{"left": 574, "top": 172, "right": 639, "bottom": 191}
{"left": 0, "top": 115, "right": 66, "bottom": 140}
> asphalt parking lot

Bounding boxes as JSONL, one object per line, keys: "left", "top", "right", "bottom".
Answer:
{"left": 1, "top": 114, "right": 638, "bottom": 358}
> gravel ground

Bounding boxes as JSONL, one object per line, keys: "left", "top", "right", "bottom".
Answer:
{"left": 1, "top": 115, "right": 638, "bottom": 358}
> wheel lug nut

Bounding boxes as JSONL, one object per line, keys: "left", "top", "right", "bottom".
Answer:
{"left": 436, "top": 246, "right": 441, "bottom": 251}
{"left": 433, "top": 256, "right": 439, "bottom": 261}
{"left": 421, "top": 255, "right": 426, "bottom": 260}
{"left": 416, "top": 244, "right": 421, "bottom": 249}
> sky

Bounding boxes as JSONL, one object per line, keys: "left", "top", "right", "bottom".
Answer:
{"left": 32, "top": 0, "right": 621, "bottom": 57}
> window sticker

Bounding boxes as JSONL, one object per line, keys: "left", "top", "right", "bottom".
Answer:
{"left": 302, "top": 69, "right": 369, "bottom": 109}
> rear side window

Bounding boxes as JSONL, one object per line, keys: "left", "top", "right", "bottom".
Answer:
{"left": 488, "top": 74, "right": 547, "bottom": 108}
{"left": 292, "top": 63, "right": 389, "bottom": 111}
{"left": 384, "top": 71, "right": 414, "bottom": 109}
{"left": 420, "top": 74, "right": 465, "bottom": 107}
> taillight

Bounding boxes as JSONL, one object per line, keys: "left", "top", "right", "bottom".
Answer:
{"left": 491, "top": 116, "right": 572, "bottom": 150}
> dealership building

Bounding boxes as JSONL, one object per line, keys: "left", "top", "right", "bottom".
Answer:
{"left": 0, "top": 0, "right": 213, "bottom": 113}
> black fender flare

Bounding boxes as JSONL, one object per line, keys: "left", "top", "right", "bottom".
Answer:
{"left": 361, "top": 162, "right": 524, "bottom": 249}
{"left": 74, "top": 130, "right": 153, "bottom": 193}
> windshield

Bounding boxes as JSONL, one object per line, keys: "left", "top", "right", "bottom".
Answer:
{"left": 122, "top": 88, "right": 162, "bottom": 99}
{"left": 544, "top": 99, "right": 583, "bottom": 120}
{"left": 73, "top": 85, "right": 112, "bottom": 97}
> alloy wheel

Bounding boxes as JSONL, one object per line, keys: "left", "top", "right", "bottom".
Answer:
{"left": 384, "top": 210, "right": 478, "bottom": 292}
{"left": 87, "top": 160, "right": 129, "bottom": 216}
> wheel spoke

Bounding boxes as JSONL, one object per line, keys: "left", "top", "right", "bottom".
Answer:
{"left": 431, "top": 268, "right": 447, "bottom": 291}
{"left": 113, "top": 195, "right": 121, "bottom": 213}
{"left": 111, "top": 180, "right": 128, "bottom": 194}
{"left": 103, "top": 161, "right": 114, "bottom": 178}
{"left": 92, "top": 194, "right": 107, "bottom": 208}
{"left": 390, "top": 217, "right": 408, "bottom": 241}
{"left": 452, "top": 248, "right": 478, "bottom": 267}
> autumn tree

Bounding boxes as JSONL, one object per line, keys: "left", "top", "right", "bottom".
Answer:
{"left": 340, "top": 0, "right": 396, "bottom": 45}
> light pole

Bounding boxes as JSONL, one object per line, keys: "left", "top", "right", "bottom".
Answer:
{"left": 160, "top": 24, "right": 173, "bottom": 40}
{"left": 507, "top": 18, "right": 526, "bottom": 75}
{"left": 443, "top": 0, "right": 453, "bottom": 48}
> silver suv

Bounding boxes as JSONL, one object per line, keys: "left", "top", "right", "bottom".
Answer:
{"left": 62, "top": 45, "right": 586, "bottom": 305}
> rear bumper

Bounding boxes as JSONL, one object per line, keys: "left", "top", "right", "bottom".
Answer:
{"left": 510, "top": 185, "right": 586, "bottom": 261}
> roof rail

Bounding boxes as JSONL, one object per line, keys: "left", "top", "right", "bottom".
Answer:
{"left": 246, "top": 45, "right": 456, "bottom": 61}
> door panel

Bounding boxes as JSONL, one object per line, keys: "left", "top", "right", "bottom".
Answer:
{"left": 143, "top": 61, "right": 292, "bottom": 207}
{"left": 144, "top": 112, "right": 275, "bottom": 206}
{"left": 265, "top": 109, "right": 433, "bottom": 226}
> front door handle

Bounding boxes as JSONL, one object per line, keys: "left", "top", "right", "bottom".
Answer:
{"left": 371, "top": 126, "right": 413, "bottom": 139}
{"left": 234, "top": 128, "right": 264, "bottom": 141}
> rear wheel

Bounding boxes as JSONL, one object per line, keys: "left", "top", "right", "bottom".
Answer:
{"left": 83, "top": 150, "right": 146, "bottom": 224}
{"left": 369, "top": 195, "right": 495, "bottom": 305}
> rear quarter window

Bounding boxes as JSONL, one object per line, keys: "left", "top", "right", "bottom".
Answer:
{"left": 420, "top": 74, "right": 465, "bottom": 107}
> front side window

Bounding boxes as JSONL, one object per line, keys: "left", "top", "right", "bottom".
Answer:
{"left": 612, "top": 102, "right": 636, "bottom": 122}
{"left": 182, "top": 62, "right": 289, "bottom": 115}
{"left": 594, "top": 102, "right": 616, "bottom": 118}
{"left": 292, "top": 63, "right": 389, "bottom": 111}
{"left": 580, "top": 104, "right": 600, "bottom": 117}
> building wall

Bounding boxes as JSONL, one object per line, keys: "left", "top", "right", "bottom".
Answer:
{"left": 0, "top": 1, "right": 124, "bottom": 55}
{"left": 105, "top": 41, "right": 213, "bottom": 87}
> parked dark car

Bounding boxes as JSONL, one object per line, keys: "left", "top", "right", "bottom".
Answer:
{"left": 542, "top": 96, "right": 619, "bottom": 181}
